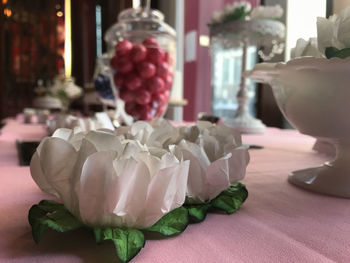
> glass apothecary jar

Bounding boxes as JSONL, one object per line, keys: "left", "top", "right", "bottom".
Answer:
{"left": 104, "top": 1, "right": 176, "bottom": 121}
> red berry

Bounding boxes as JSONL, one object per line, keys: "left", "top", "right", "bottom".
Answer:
{"left": 164, "top": 73, "right": 173, "bottom": 90}
{"left": 139, "top": 105, "right": 156, "bottom": 121}
{"left": 110, "top": 55, "right": 119, "bottom": 69}
{"left": 147, "top": 47, "right": 165, "bottom": 64}
{"left": 125, "top": 73, "right": 142, "bottom": 90}
{"left": 125, "top": 101, "right": 137, "bottom": 115}
{"left": 113, "top": 73, "right": 124, "bottom": 87}
{"left": 119, "top": 88, "right": 134, "bottom": 102}
{"left": 157, "top": 61, "right": 169, "bottom": 79}
{"left": 135, "top": 89, "right": 151, "bottom": 105}
{"left": 162, "top": 89, "right": 170, "bottom": 100}
{"left": 137, "top": 61, "right": 156, "bottom": 79}
{"left": 116, "top": 40, "right": 133, "bottom": 56}
{"left": 116, "top": 57, "right": 133, "bottom": 74}
{"left": 146, "top": 76, "right": 165, "bottom": 94}
{"left": 152, "top": 92, "right": 167, "bottom": 106}
{"left": 130, "top": 44, "right": 147, "bottom": 62}
{"left": 143, "top": 38, "right": 159, "bottom": 48}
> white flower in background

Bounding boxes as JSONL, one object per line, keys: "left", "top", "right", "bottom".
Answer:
{"left": 211, "top": 1, "right": 252, "bottom": 25}
{"left": 317, "top": 8, "right": 350, "bottom": 53}
{"left": 30, "top": 128, "right": 189, "bottom": 229}
{"left": 168, "top": 121, "right": 250, "bottom": 204}
{"left": 63, "top": 78, "right": 83, "bottom": 100}
{"left": 211, "top": 11, "right": 224, "bottom": 24}
{"left": 223, "top": 3, "right": 238, "bottom": 15}
{"left": 290, "top": 38, "right": 323, "bottom": 59}
{"left": 233, "top": 1, "right": 252, "bottom": 13}
{"left": 223, "top": 2, "right": 252, "bottom": 17}
{"left": 46, "top": 112, "right": 115, "bottom": 135}
{"left": 250, "top": 5, "right": 283, "bottom": 20}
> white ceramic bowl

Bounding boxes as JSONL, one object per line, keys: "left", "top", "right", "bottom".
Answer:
{"left": 246, "top": 57, "right": 350, "bottom": 198}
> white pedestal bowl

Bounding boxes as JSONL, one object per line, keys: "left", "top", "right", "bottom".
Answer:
{"left": 246, "top": 57, "right": 350, "bottom": 198}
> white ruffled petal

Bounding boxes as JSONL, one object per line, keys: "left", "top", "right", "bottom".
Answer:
{"left": 112, "top": 157, "right": 150, "bottom": 228}
{"left": 317, "top": 17, "right": 335, "bottom": 52}
{"left": 30, "top": 151, "right": 58, "bottom": 196}
{"left": 144, "top": 160, "right": 189, "bottom": 227}
{"left": 121, "top": 140, "right": 147, "bottom": 159}
{"left": 85, "top": 130, "right": 123, "bottom": 153}
{"left": 337, "top": 8, "right": 350, "bottom": 48}
{"left": 228, "top": 146, "right": 250, "bottom": 183}
{"left": 79, "top": 151, "right": 119, "bottom": 226}
{"left": 205, "top": 156, "right": 231, "bottom": 200}
{"left": 52, "top": 128, "right": 73, "bottom": 141}
{"left": 38, "top": 137, "right": 78, "bottom": 214}
{"left": 178, "top": 148, "right": 207, "bottom": 202}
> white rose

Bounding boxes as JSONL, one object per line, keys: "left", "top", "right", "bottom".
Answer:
{"left": 250, "top": 5, "right": 284, "bottom": 20}
{"left": 317, "top": 8, "right": 350, "bottom": 53}
{"left": 115, "top": 121, "right": 153, "bottom": 144}
{"left": 30, "top": 128, "right": 189, "bottom": 229}
{"left": 234, "top": 1, "right": 252, "bottom": 13}
{"left": 224, "top": 3, "right": 237, "bottom": 15}
{"left": 211, "top": 11, "right": 224, "bottom": 24}
{"left": 291, "top": 38, "right": 323, "bottom": 59}
{"left": 117, "top": 120, "right": 249, "bottom": 204}
{"left": 170, "top": 122, "right": 250, "bottom": 203}
{"left": 63, "top": 79, "right": 82, "bottom": 100}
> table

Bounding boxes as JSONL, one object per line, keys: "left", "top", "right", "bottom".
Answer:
{"left": 1, "top": 119, "right": 349, "bottom": 263}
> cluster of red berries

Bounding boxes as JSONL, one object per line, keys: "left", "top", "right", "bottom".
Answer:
{"left": 110, "top": 38, "right": 174, "bottom": 121}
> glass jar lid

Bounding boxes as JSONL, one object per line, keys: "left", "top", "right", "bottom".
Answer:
{"left": 104, "top": 2, "right": 176, "bottom": 51}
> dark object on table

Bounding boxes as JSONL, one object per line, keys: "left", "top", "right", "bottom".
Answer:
{"left": 0, "top": 120, "right": 5, "bottom": 134}
{"left": 245, "top": 144, "right": 264, "bottom": 150}
{"left": 198, "top": 113, "right": 221, "bottom": 124}
{"left": 95, "top": 74, "right": 115, "bottom": 100}
{"left": 16, "top": 140, "right": 40, "bottom": 166}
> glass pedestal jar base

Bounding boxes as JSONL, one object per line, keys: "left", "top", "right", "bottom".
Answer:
{"left": 224, "top": 114, "right": 265, "bottom": 134}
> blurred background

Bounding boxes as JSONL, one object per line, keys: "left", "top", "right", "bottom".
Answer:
{"left": 0, "top": 0, "right": 348, "bottom": 126}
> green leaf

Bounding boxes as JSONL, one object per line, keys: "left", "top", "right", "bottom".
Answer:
{"left": 96, "top": 228, "right": 145, "bottom": 263}
{"left": 145, "top": 206, "right": 189, "bottom": 236}
{"left": 223, "top": 7, "right": 248, "bottom": 22}
{"left": 185, "top": 203, "right": 211, "bottom": 222}
{"left": 184, "top": 183, "right": 248, "bottom": 222}
{"left": 93, "top": 227, "right": 104, "bottom": 243}
{"left": 325, "top": 47, "right": 350, "bottom": 59}
{"left": 28, "top": 200, "right": 84, "bottom": 243}
{"left": 211, "top": 182, "right": 248, "bottom": 214}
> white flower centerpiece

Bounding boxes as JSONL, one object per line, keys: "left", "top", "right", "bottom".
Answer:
{"left": 118, "top": 119, "right": 250, "bottom": 220}
{"left": 29, "top": 119, "right": 249, "bottom": 262}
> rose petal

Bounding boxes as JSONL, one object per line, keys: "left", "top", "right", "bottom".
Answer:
{"left": 113, "top": 157, "right": 150, "bottom": 228}
{"left": 317, "top": 17, "right": 336, "bottom": 52}
{"left": 79, "top": 151, "right": 119, "bottom": 226}
{"left": 38, "top": 137, "right": 78, "bottom": 213}
{"left": 228, "top": 146, "right": 250, "bottom": 182}
{"left": 144, "top": 160, "right": 189, "bottom": 226}
{"left": 52, "top": 128, "right": 73, "bottom": 141}
{"left": 85, "top": 130, "right": 123, "bottom": 153}
{"left": 30, "top": 151, "right": 58, "bottom": 196}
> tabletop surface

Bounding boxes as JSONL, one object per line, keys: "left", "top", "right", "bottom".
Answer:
{"left": 0, "top": 119, "right": 349, "bottom": 263}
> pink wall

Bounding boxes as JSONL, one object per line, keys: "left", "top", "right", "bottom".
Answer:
{"left": 184, "top": 0, "right": 260, "bottom": 121}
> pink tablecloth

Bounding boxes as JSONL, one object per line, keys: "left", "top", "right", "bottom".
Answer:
{"left": 1, "top": 120, "right": 349, "bottom": 263}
